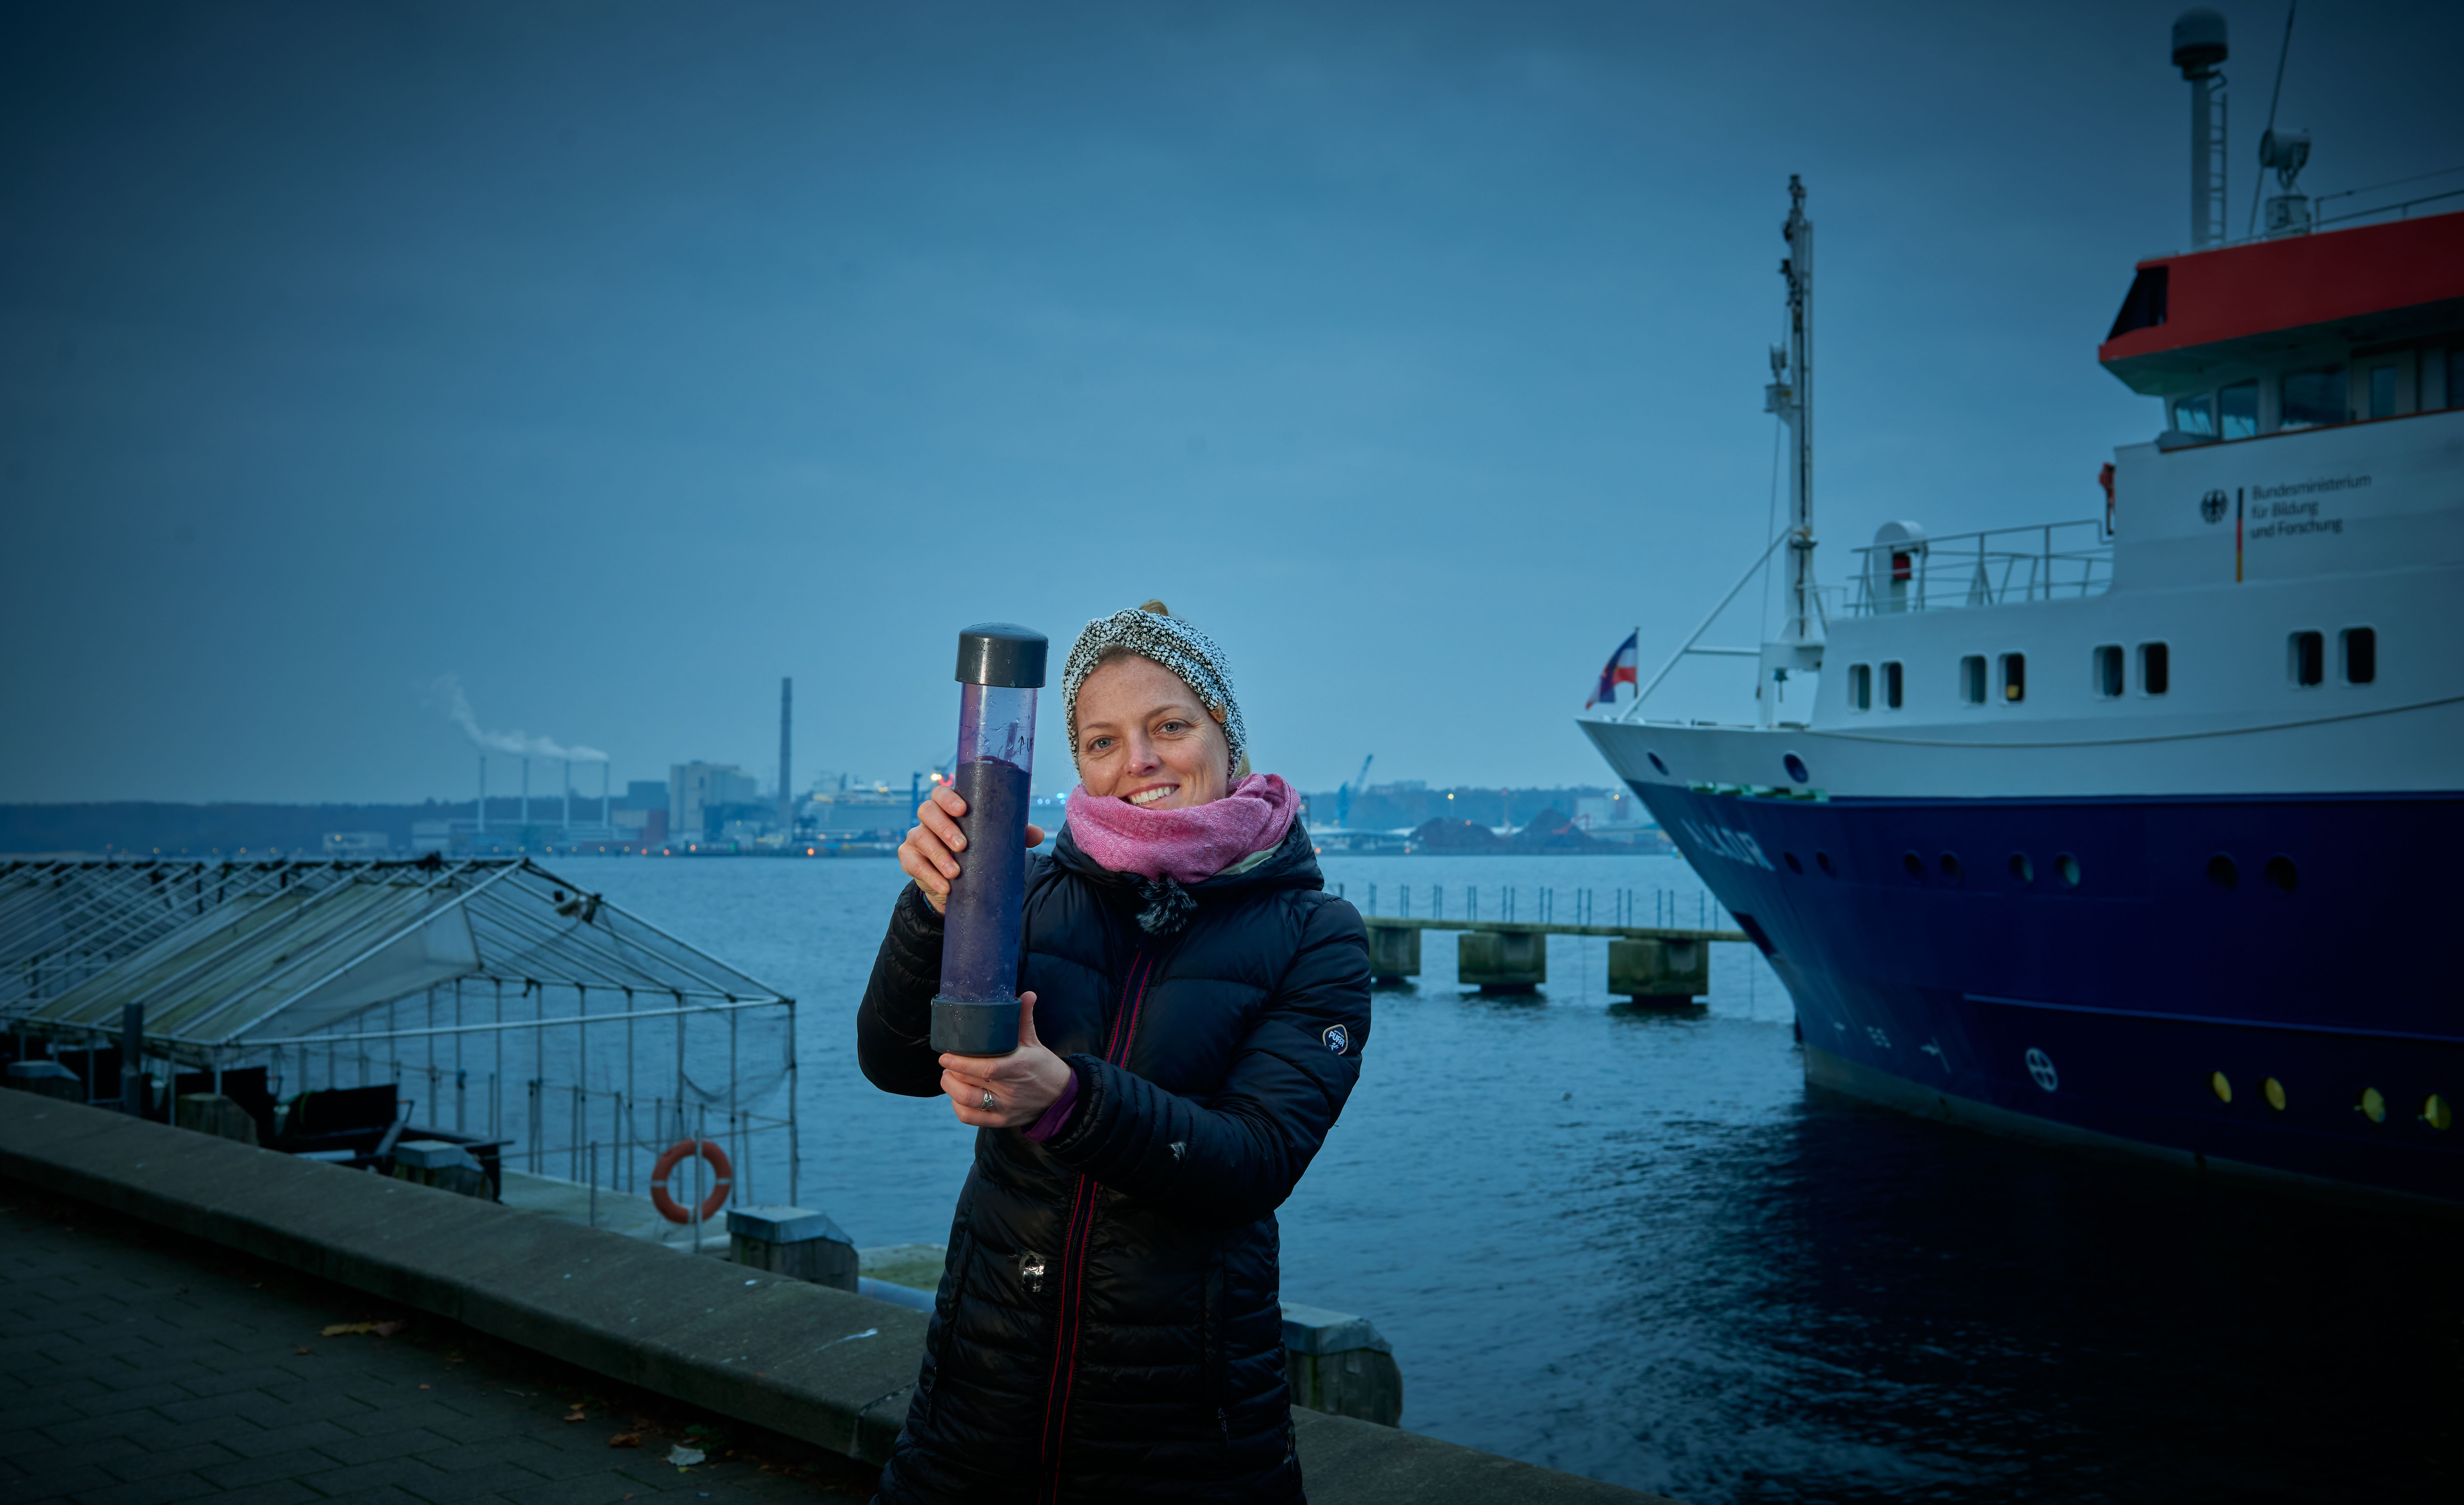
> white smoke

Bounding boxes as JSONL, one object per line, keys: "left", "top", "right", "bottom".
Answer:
{"left": 424, "top": 673, "right": 609, "bottom": 762}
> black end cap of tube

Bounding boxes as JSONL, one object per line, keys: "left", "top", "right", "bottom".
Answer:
{"left": 932, "top": 996, "right": 1022, "bottom": 1057}
{"left": 955, "top": 623, "right": 1049, "bottom": 689}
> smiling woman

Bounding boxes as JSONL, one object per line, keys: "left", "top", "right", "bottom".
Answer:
{"left": 857, "top": 601, "right": 1371, "bottom": 1504}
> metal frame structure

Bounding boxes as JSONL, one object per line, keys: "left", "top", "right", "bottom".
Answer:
{"left": 1, "top": 857, "right": 799, "bottom": 1209}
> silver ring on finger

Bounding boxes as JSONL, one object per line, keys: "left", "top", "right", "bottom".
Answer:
{"left": 980, "top": 1089, "right": 997, "bottom": 1111}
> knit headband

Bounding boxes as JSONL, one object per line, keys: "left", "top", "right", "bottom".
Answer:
{"left": 1060, "top": 604, "right": 1247, "bottom": 777}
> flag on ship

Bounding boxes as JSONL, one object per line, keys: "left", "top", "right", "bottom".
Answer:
{"left": 1587, "top": 630, "right": 1639, "bottom": 708}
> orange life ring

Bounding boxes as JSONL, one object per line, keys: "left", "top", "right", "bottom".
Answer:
{"left": 648, "top": 1137, "right": 734, "bottom": 1224}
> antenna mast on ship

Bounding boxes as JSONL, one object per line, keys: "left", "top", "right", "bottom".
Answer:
{"left": 1760, "top": 174, "right": 1821, "bottom": 725}
{"left": 1613, "top": 176, "right": 1822, "bottom": 728}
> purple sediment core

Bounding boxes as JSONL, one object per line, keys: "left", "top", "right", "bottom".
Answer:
{"left": 940, "top": 756, "right": 1030, "bottom": 1004}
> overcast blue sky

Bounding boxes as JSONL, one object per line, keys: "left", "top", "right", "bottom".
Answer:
{"left": 3, "top": 1, "right": 2457, "bottom": 803}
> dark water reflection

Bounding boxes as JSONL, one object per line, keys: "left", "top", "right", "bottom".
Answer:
{"left": 555, "top": 855, "right": 2457, "bottom": 1503}
{"left": 1543, "top": 1080, "right": 2460, "bottom": 1503}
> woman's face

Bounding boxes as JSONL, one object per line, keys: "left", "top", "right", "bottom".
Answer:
{"left": 1075, "top": 655, "right": 1231, "bottom": 811}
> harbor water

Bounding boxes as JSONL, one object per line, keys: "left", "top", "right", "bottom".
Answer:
{"left": 552, "top": 851, "right": 2456, "bottom": 1503}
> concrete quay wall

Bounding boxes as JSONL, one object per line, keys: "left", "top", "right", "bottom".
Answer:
{"left": 0, "top": 1092, "right": 1674, "bottom": 1505}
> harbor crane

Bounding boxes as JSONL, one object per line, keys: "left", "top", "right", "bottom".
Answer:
{"left": 1335, "top": 755, "right": 1375, "bottom": 827}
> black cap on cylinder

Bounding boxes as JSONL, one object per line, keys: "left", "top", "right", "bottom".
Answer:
{"left": 955, "top": 623, "right": 1049, "bottom": 688}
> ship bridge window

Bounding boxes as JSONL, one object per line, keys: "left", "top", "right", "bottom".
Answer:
{"left": 2342, "top": 627, "right": 2376, "bottom": 684}
{"left": 2289, "top": 630, "right": 2325, "bottom": 687}
{"left": 2107, "top": 266, "right": 2167, "bottom": 339}
{"left": 2281, "top": 366, "right": 2348, "bottom": 430}
{"left": 2000, "top": 652, "right": 2026, "bottom": 703}
{"left": 2093, "top": 644, "right": 2124, "bottom": 698}
{"left": 2167, "top": 392, "right": 2217, "bottom": 438}
{"left": 1960, "top": 655, "right": 1986, "bottom": 705}
{"left": 2219, "top": 381, "right": 2258, "bottom": 439}
{"left": 1849, "top": 663, "right": 1872, "bottom": 711}
{"left": 2369, "top": 366, "right": 2400, "bottom": 419}
{"left": 2139, "top": 642, "right": 2170, "bottom": 695}
{"left": 1883, "top": 661, "right": 1904, "bottom": 709}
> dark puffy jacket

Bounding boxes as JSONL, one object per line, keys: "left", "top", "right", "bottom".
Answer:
{"left": 857, "top": 818, "right": 1370, "bottom": 1504}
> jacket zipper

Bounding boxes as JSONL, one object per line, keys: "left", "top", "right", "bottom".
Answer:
{"left": 1036, "top": 948, "right": 1154, "bottom": 1503}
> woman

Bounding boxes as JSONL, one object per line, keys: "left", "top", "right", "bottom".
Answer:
{"left": 858, "top": 601, "right": 1371, "bottom": 1504}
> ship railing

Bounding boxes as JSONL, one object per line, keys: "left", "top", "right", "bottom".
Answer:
{"left": 1848, "top": 518, "right": 2111, "bottom": 616}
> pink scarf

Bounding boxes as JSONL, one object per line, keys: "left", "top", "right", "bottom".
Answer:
{"left": 1064, "top": 773, "right": 1300, "bottom": 886}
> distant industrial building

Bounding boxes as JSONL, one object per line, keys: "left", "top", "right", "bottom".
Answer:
{"left": 669, "top": 762, "right": 760, "bottom": 844}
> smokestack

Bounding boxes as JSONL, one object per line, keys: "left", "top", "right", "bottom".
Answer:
{"left": 2173, "top": 8, "right": 2230, "bottom": 249}
{"left": 779, "top": 677, "right": 794, "bottom": 831}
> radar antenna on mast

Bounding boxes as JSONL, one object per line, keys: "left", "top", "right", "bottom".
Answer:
{"left": 2173, "top": 8, "right": 2230, "bottom": 249}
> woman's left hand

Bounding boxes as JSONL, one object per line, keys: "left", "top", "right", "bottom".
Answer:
{"left": 940, "top": 993, "right": 1073, "bottom": 1130}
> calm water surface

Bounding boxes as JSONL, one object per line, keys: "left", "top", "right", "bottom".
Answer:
{"left": 554, "top": 852, "right": 2457, "bottom": 1504}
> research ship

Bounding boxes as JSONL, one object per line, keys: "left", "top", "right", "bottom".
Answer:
{"left": 1579, "top": 14, "right": 2460, "bottom": 1205}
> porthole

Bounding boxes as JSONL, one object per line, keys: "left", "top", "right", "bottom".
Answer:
{"left": 1647, "top": 751, "right": 1669, "bottom": 776}
{"left": 1939, "top": 853, "right": 1963, "bottom": 884}
{"left": 2357, "top": 1087, "right": 2387, "bottom": 1124}
{"left": 2263, "top": 855, "right": 2297, "bottom": 893}
{"left": 2263, "top": 1076, "right": 2287, "bottom": 1111}
{"left": 1784, "top": 851, "right": 1804, "bottom": 874}
{"left": 2206, "top": 854, "right": 2238, "bottom": 890}
{"left": 1959, "top": 654, "right": 1987, "bottom": 705}
{"left": 2341, "top": 627, "right": 2376, "bottom": 685}
{"left": 1784, "top": 752, "right": 1810, "bottom": 784}
{"left": 2055, "top": 853, "right": 2081, "bottom": 887}
{"left": 2138, "top": 641, "right": 2170, "bottom": 696}
{"left": 2093, "top": 644, "right": 2124, "bottom": 698}
{"left": 2208, "top": 1071, "right": 2232, "bottom": 1104}
{"left": 1902, "top": 851, "right": 1926, "bottom": 880}
{"left": 2426, "top": 1094, "right": 2453, "bottom": 1131}
{"left": 2289, "top": 630, "right": 2325, "bottom": 687}
{"left": 2008, "top": 853, "right": 2033, "bottom": 884}
{"left": 1816, "top": 851, "right": 1837, "bottom": 877}
{"left": 2001, "top": 652, "right": 2027, "bottom": 703}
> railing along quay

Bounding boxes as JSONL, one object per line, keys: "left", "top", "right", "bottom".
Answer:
{"left": 1357, "top": 916, "right": 1747, "bottom": 943}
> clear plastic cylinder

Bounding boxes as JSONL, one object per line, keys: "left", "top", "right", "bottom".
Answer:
{"left": 932, "top": 682, "right": 1038, "bottom": 1053}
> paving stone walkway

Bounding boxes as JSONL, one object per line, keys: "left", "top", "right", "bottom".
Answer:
{"left": 0, "top": 1175, "right": 879, "bottom": 1505}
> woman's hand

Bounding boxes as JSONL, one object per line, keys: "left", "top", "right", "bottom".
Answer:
{"left": 900, "top": 784, "right": 1047, "bottom": 914}
{"left": 940, "top": 993, "right": 1072, "bottom": 1130}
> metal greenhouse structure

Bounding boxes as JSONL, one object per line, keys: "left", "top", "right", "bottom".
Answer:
{"left": 0, "top": 856, "right": 800, "bottom": 1215}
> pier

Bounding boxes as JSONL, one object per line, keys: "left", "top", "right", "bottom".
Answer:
{"left": 1355, "top": 913, "right": 1752, "bottom": 998}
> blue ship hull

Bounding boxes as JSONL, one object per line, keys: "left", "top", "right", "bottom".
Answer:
{"left": 1633, "top": 784, "right": 2462, "bottom": 1205}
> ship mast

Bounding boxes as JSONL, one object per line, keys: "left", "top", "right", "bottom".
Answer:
{"left": 1760, "top": 174, "right": 1820, "bottom": 724}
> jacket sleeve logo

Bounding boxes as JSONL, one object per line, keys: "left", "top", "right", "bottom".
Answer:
{"left": 1321, "top": 1024, "right": 1350, "bottom": 1056}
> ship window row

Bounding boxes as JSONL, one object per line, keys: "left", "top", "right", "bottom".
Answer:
{"left": 2289, "top": 627, "right": 2374, "bottom": 687}
{"left": 2092, "top": 642, "right": 2170, "bottom": 698}
{"left": 1847, "top": 630, "right": 2377, "bottom": 709}
{"left": 2166, "top": 347, "right": 2464, "bottom": 445}
{"left": 1853, "top": 643, "right": 2172, "bottom": 711}
{"left": 1844, "top": 661, "right": 1905, "bottom": 711}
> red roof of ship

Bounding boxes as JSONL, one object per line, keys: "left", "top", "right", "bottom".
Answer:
{"left": 2097, "top": 209, "right": 2464, "bottom": 393}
